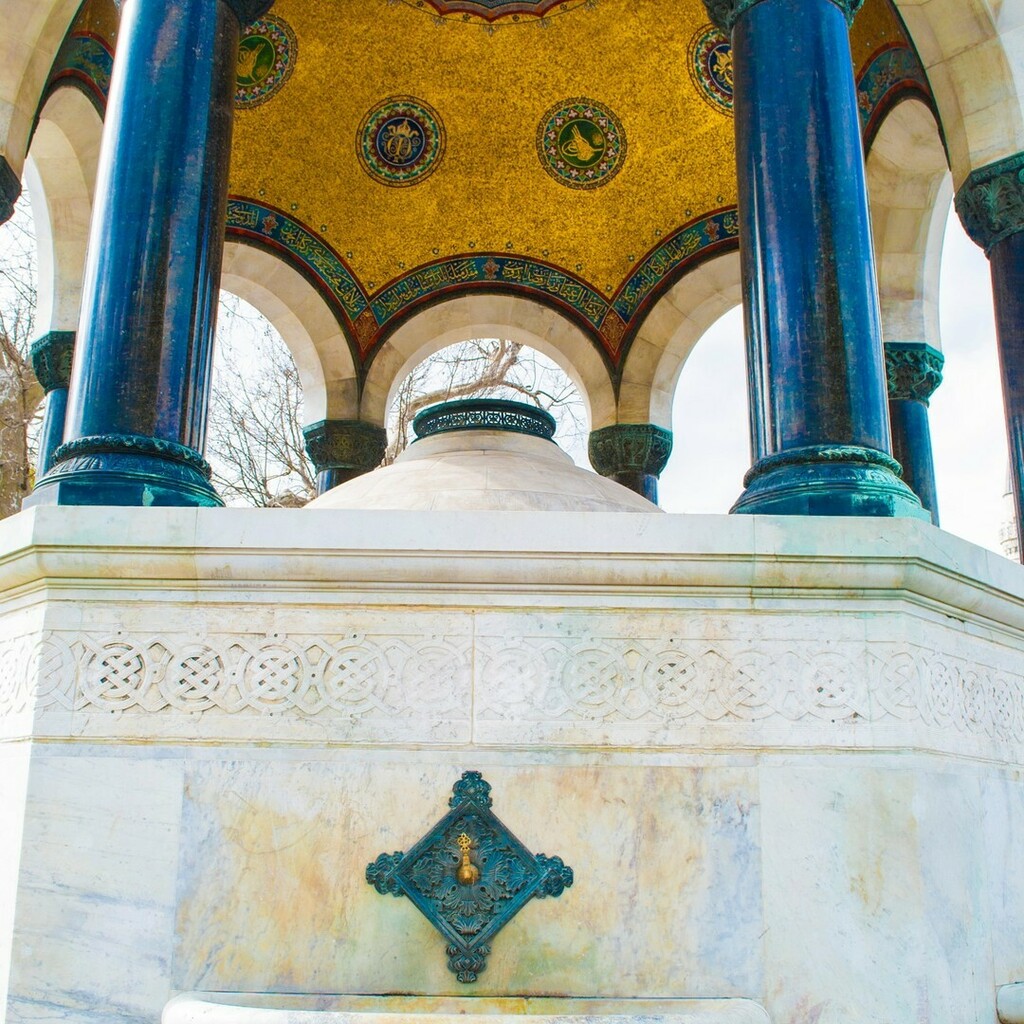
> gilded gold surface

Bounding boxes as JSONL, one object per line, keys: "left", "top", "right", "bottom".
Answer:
{"left": 71, "top": 0, "right": 119, "bottom": 44}
{"left": 229, "top": 0, "right": 737, "bottom": 294}
{"left": 69, "top": 0, "right": 913, "bottom": 310}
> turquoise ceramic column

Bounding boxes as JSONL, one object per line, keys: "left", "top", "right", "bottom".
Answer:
{"left": 302, "top": 420, "right": 389, "bottom": 494}
{"left": 28, "top": 0, "right": 273, "bottom": 508}
{"left": 29, "top": 331, "right": 75, "bottom": 478}
{"left": 588, "top": 424, "right": 673, "bottom": 504}
{"left": 703, "top": 0, "right": 927, "bottom": 520}
{"left": 884, "top": 343, "right": 943, "bottom": 525}
{"left": 956, "top": 153, "right": 1024, "bottom": 561}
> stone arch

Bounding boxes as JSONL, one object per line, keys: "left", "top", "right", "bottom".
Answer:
{"left": 361, "top": 293, "right": 616, "bottom": 431}
{"left": 220, "top": 241, "right": 359, "bottom": 425}
{"left": 22, "top": 87, "right": 102, "bottom": 335}
{"left": 895, "top": 0, "right": 1024, "bottom": 181}
{"left": 866, "top": 96, "right": 953, "bottom": 351}
{"left": 0, "top": 0, "right": 83, "bottom": 177}
{"left": 618, "top": 251, "right": 743, "bottom": 429}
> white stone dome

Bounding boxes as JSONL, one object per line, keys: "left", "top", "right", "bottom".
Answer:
{"left": 307, "top": 403, "right": 660, "bottom": 513}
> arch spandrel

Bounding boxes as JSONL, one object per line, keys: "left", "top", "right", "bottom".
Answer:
{"left": 617, "top": 252, "right": 742, "bottom": 430}
{"left": 895, "top": 0, "right": 1024, "bottom": 183}
{"left": 362, "top": 293, "right": 615, "bottom": 432}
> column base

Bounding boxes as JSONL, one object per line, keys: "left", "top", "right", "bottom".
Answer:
{"left": 26, "top": 435, "right": 222, "bottom": 508}
{"left": 731, "top": 445, "right": 930, "bottom": 519}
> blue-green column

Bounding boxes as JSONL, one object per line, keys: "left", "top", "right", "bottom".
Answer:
{"left": 28, "top": 0, "right": 273, "bottom": 508}
{"left": 704, "top": 0, "right": 927, "bottom": 520}
{"left": 302, "top": 420, "right": 388, "bottom": 494}
{"left": 29, "top": 331, "right": 75, "bottom": 478}
{"left": 885, "top": 343, "right": 943, "bottom": 525}
{"left": 0, "top": 157, "right": 19, "bottom": 225}
{"left": 588, "top": 424, "right": 673, "bottom": 504}
{"left": 956, "top": 153, "right": 1024, "bottom": 561}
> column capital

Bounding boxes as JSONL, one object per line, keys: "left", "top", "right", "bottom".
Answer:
{"left": 702, "top": 0, "right": 863, "bottom": 33}
{"left": 0, "top": 156, "right": 20, "bottom": 225}
{"left": 955, "top": 152, "right": 1024, "bottom": 254}
{"left": 29, "top": 332, "right": 75, "bottom": 393}
{"left": 222, "top": 0, "right": 275, "bottom": 26}
{"left": 588, "top": 424, "right": 673, "bottom": 479}
{"left": 302, "top": 420, "right": 387, "bottom": 475}
{"left": 884, "top": 343, "right": 944, "bottom": 405}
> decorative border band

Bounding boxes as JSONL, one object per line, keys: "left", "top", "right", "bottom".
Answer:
{"left": 43, "top": 32, "right": 113, "bottom": 111}
{"left": 857, "top": 44, "right": 936, "bottom": 149}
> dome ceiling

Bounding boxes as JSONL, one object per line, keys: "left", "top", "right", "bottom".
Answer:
{"left": 44, "top": 0, "right": 935, "bottom": 378}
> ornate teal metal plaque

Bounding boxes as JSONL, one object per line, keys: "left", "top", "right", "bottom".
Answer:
{"left": 366, "top": 771, "right": 574, "bottom": 982}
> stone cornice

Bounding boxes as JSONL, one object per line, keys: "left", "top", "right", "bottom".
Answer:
{"left": 955, "top": 152, "right": 1024, "bottom": 254}
{"left": 884, "top": 343, "right": 944, "bottom": 405}
{"left": 222, "top": 0, "right": 275, "bottom": 26}
{"left": 702, "top": 0, "right": 863, "bottom": 33}
{"left": 0, "top": 157, "right": 20, "bottom": 225}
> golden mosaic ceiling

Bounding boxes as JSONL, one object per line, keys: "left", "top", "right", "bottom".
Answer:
{"left": 54, "top": 0, "right": 923, "bottom": 366}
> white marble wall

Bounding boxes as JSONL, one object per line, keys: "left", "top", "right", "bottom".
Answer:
{"left": 0, "top": 509, "right": 1023, "bottom": 1024}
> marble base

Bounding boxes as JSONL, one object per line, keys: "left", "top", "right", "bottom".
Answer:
{"left": 0, "top": 508, "right": 1022, "bottom": 1024}
{"left": 163, "top": 995, "right": 769, "bottom": 1024}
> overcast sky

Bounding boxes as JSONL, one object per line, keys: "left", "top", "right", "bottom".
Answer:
{"left": 661, "top": 207, "right": 1013, "bottom": 557}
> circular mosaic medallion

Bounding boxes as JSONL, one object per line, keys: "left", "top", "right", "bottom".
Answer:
{"left": 235, "top": 16, "right": 297, "bottom": 110}
{"left": 688, "top": 25, "right": 733, "bottom": 115}
{"left": 536, "top": 98, "right": 626, "bottom": 190}
{"left": 357, "top": 96, "right": 446, "bottom": 187}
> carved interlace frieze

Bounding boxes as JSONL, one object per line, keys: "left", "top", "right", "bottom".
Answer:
{"left": 0, "top": 628, "right": 1021, "bottom": 752}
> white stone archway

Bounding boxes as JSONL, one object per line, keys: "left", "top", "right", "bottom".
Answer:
{"left": 22, "top": 86, "right": 102, "bottom": 335}
{"left": 895, "top": 0, "right": 1024, "bottom": 181}
{"left": 0, "top": 0, "right": 82, "bottom": 177}
{"left": 866, "top": 96, "right": 953, "bottom": 350}
{"left": 619, "top": 251, "right": 743, "bottom": 430}
{"left": 362, "top": 293, "right": 616, "bottom": 431}
{"left": 220, "top": 241, "right": 359, "bottom": 426}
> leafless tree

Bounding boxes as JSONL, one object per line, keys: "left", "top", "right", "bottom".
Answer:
{"left": 207, "top": 294, "right": 318, "bottom": 507}
{"left": 385, "top": 337, "right": 587, "bottom": 464}
{"left": 208, "top": 296, "right": 588, "bottom": 507}
{"left": 0, "top": 196, "right": 42, "bottom": 519}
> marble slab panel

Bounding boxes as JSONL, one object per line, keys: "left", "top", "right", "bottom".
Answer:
{"left": 172, "top": 760, "right": 762, "bottom": 999}
{"left": 163, "top": 994, "right": 770, "bottom": 1024}
{"left": 6, "top": 752, "right": 185, "bottom": 1024}
{"left": 759, "top": 762, "right": 1001, "bottom": 1024}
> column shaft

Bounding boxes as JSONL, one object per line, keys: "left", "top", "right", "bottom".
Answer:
{"left": 990, "top": 231, "right": 1024, "bottom": 557}
{"left": 884, "top": 342, "right": 943, "bottom": 526}
{"left": 29, "top": 0, "right": 249, "bottom": 507}
{"left": 30, "top": 331, "right": 76, "bottom": 479}
{"left": 955, "top": 152, "right": 1024, "bottom": 562}
{"left": 715, "top": 0, "right": 926, "bottom": 519}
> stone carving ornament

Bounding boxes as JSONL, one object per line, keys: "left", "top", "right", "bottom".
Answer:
{"left": 366, "top": 771, "right": 573, "bottom": 982}
{"left": 955, "top": 152, "right": 1024, "bottom": 254}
